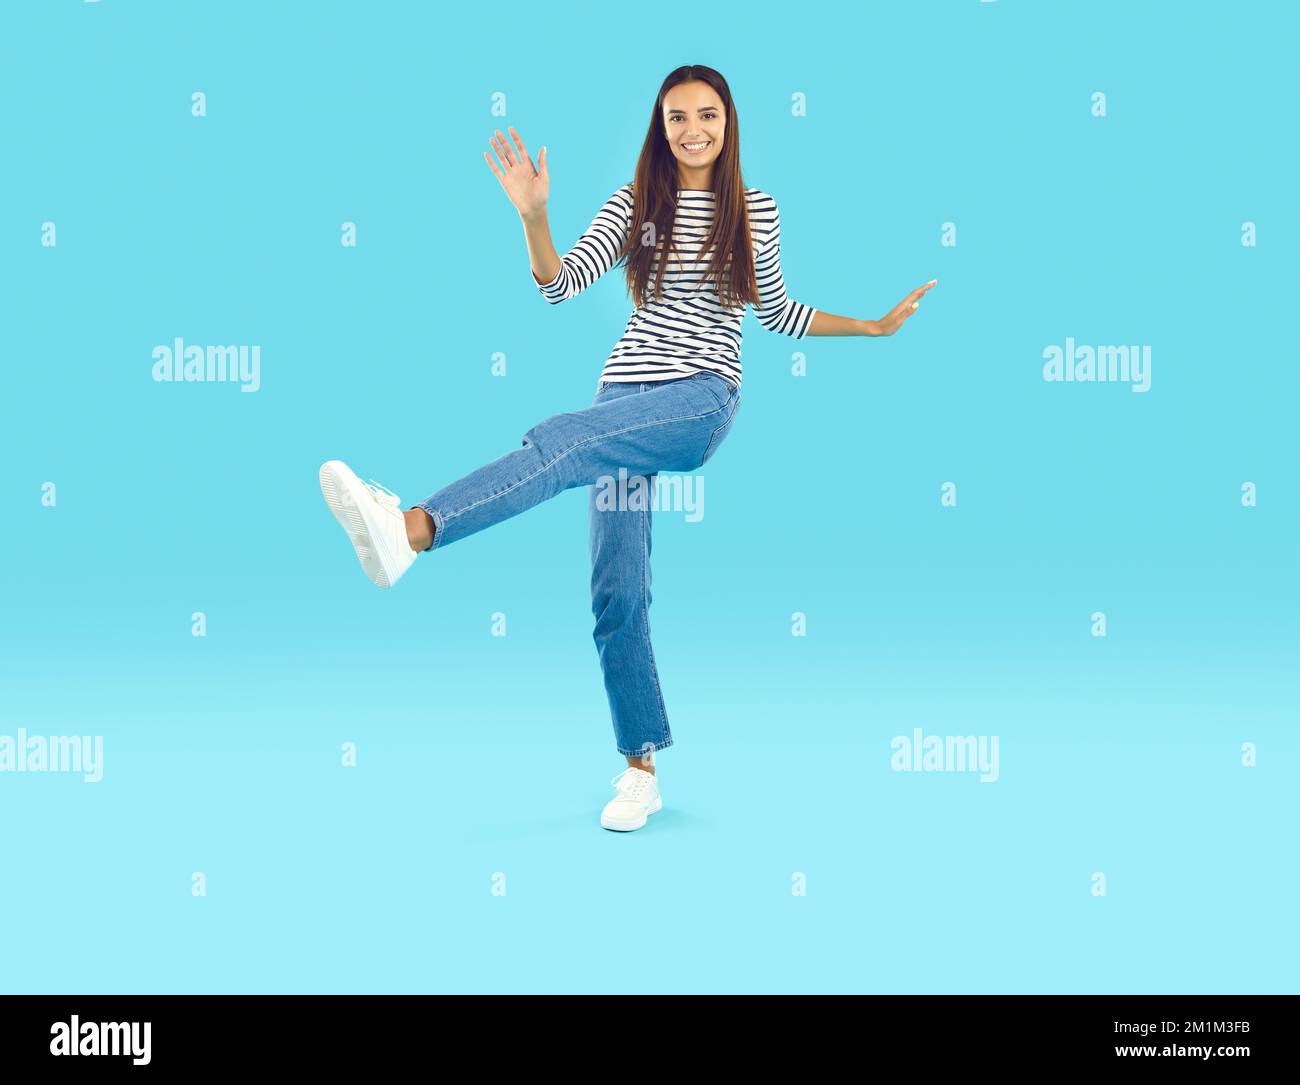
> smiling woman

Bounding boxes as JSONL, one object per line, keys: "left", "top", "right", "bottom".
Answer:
{"left": 317, "top": 63, "right": 938, "bottom": 834}
{"left": 620, "top": 67, "right": 772, "bottom": 321}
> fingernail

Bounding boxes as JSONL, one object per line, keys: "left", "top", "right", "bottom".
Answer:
{"left": 911, "top": 301, "right": 919, "bottom": 309}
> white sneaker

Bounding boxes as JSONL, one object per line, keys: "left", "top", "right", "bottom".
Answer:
{"left": 600, "top": 767, "right": 663, "bottom": 831}
{"left": 319, "top": 460, "right": 418, "bottom": 589}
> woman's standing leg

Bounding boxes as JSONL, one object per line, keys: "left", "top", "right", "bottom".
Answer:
{"left": 587, "top": 379, "right": 674, "bottom": 833}
{"left": 588, "top": 455, "right": 672, "bottom": 764}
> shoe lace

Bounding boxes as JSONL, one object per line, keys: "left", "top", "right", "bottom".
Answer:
{"left": 610, "top": 767, "right": 652, "bottom": 800}
{"left": 364, "top": 477, "right": 400, "bottom": 509}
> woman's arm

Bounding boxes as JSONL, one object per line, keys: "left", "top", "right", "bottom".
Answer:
{"left": 807, "top": 311, "right": 874, "bottom": 336}
{"left": 527, "top": 187, "right": 633, "bottom": 303}
{"left": 751, "top": 202, "right": 818, "bottom": 337}
{"left": 520, "top": 206, "right": 562, "bottom": 287}
{"left": 486, "top": 127, "right": 631, "bottom": 302}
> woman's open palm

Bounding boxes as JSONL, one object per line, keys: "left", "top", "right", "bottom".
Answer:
{"left": 485, "top": 126, "right": 549, "bottom": 218}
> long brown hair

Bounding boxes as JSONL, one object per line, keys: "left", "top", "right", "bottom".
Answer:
{"left": 622, "top": 65, "right": 759, "bottom": 311}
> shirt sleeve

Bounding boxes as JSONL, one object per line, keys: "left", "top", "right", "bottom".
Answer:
{"left": 534, "top": 185, "right": 634, "bottom": 303}
{"left": 751, "top": 201, "right": 817, "bottom": 338}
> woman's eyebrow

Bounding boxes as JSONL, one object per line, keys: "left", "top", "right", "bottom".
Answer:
{"left": 666, "top": 107, "right": 720, "bottom": 114}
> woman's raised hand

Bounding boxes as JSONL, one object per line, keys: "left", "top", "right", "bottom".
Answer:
{"left": 485, "top": 126, "right": 549, "bottom": 219}
{"left": 871, "top": 280, "right": 938, "bottom": 336}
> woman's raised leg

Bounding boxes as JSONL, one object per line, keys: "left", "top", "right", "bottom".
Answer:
{"left": 319, "top": 372, "right": 734, "bottom": 589}
{"left": 412, "top": 374, "right": 730, "bottom": 553}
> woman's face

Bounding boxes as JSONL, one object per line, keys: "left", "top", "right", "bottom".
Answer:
{"left": 661, "top": 81, "right": 725, "bottom": 185}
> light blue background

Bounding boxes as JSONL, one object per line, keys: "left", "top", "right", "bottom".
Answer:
{"left": 1, "top": 0, "right": 1296, "bottom": 993}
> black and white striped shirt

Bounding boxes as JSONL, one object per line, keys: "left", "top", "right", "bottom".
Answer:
{"left": 535, "top": 184, "right": 816, "bottom": 391}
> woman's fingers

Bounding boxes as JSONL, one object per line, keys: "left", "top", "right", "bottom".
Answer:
{"left": 905, "top": 280, "right": 937, "bottom": 305}
{"left": 507, "top": 126, "right": 536, "bottom": 175}
{"left": 492, "top": 129, "right": 520, "bottom": 169}
{"left": 487, "top": 133, "right": 506, "bottom": 172}
{"left": 874, "top": 281, "right": 936, "bottom": 334}
{"left": 899, "top": 279, "right": 938, "bottom": 315}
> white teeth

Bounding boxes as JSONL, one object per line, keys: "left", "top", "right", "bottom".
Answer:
{"left": 683, "top": 141, "right": 710, "bottom": 151}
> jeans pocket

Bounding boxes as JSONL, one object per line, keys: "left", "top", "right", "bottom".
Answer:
{"left": 687, "top": 370, "right": 732, "bottom": 409}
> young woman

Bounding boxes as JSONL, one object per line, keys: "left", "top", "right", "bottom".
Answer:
{"left": 320, "top": 64, "right": 935, "bottom": 832}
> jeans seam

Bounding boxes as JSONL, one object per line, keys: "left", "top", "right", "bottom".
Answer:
{"left": 639, "top": 500, "right": 672, "bottom": 751}
{"left": 700, "top": 395, "right": 740, "bottom": 467}
{"left": 439, "top": 399, "right": 729, "bottom": 524}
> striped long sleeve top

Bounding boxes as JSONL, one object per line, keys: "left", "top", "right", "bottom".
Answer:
{"left": 534, "top": 184, "right": 816, "bottom": 391}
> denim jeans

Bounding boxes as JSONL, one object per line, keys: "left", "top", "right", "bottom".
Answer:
{"left": 414, "top": 370, "right": 741, "bottom": 756}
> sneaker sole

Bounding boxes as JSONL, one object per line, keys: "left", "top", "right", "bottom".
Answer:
{"left": 319, "top": 460, "right": 394, "bottom": 589}
{"left": 600, "top": 794, "right": 663, "bottom": 832}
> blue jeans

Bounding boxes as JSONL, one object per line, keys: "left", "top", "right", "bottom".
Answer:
{"left": 414, "top": 370, "right": 742, "bottom": 756}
